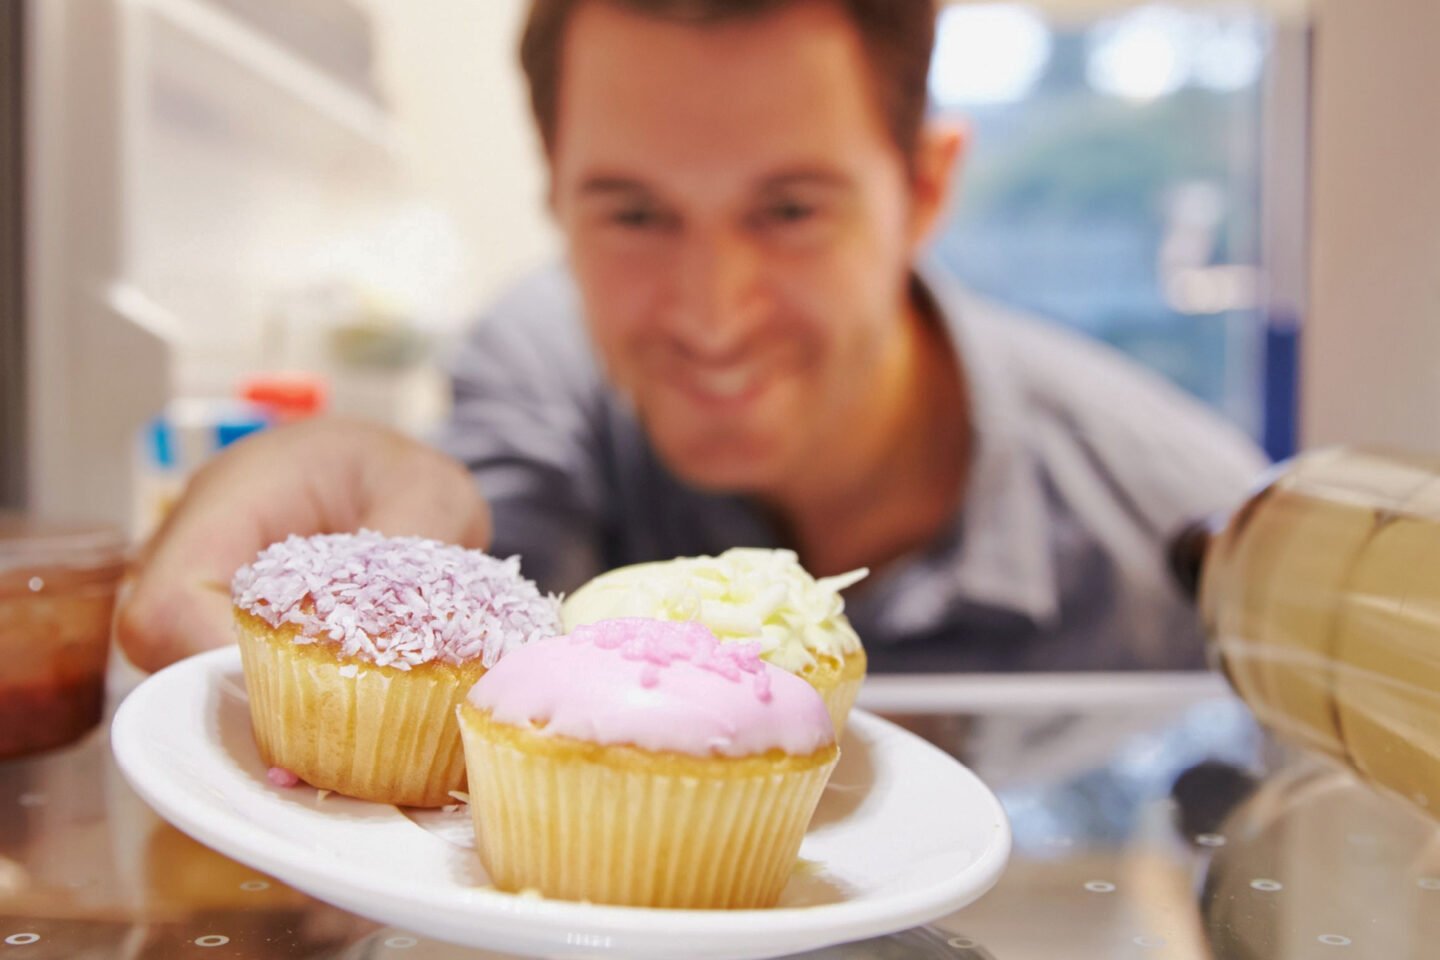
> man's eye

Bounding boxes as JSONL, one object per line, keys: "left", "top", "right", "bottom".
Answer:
{"left": 768, "top": 202, "right": 815, "bottom": 224}
{"left": 613, "top": 207, "right": 663, "bottom": 228}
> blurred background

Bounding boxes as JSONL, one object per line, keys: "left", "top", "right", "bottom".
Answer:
{"left": 2, "top": 0, "right": 1437, "bottom": 535}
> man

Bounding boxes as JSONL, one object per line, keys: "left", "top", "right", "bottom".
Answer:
{"left": 118, "top": 0, "right": 1264, "bottom": 675}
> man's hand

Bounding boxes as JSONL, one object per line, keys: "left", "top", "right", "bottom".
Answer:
{"left": 115, "top": 418, "right": 492, "bottom": 673}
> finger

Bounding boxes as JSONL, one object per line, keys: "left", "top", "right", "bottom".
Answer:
{"left": 115, "top": 575, "right": 234, "bottom": 673}
{"left": 116, "top": 422, "right": 358, "bottom": 672}
{"left": 358, "top": 444, "right": 493, "bottom": 550}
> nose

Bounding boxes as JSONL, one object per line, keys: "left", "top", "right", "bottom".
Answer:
{"left": 669, "top": 227, "right": 767, "bottom": 361}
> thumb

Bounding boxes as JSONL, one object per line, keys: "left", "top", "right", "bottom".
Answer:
{"left": 357, "top": 445, "right": 493, "bottom": 551}
{"left": 115, "top": 574, "right": 234, "bottom": 674}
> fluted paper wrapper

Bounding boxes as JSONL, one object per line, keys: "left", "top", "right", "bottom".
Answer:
{"left": 237, "top": 614, "right": 483, "bottom": 807}
{"left": 809, "top": 651, "right": 866, "bottom": 740}
{"left": 459, "top": 709, "right": 838, "bottom": 908}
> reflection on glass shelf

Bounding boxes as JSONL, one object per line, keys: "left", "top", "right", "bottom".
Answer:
{"left": 4, "top": 674, "right": 1438, "bottom": 958}
{"left": 993, "top": 698, "right": 1263, "bottom": 853}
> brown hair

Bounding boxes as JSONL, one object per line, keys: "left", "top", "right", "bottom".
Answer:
{"left": 520, "top": 0, "right": 937, "bottom": 167}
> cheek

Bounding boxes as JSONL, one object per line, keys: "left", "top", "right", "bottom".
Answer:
{"left": 769, "top": 189, "right": 912, "bottom": 348}
{"left": 570, "top": 249, "right": 664, "bottom": 374}
{"left": 765, "top": 243, "right": 904, "bottom": 370}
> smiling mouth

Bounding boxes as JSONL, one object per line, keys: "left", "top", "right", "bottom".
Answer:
{"left": 670, "top": 365, "right": 771, "bottom": 407}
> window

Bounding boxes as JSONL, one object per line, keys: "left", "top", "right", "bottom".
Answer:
{"left": 929, "top": 3, "right": 1300, "bottom": 458}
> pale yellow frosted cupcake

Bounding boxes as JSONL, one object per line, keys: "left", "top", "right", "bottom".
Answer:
{"left": 232, "top": 531, "right": 558, "bottom": 807}
{"left": 562, "top": 548, "right": 866, "bottom": 736}
{"left": 458, "top": 617, "right": 838, "bottom": 909}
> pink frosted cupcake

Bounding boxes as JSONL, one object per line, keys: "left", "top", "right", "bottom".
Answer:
{"left": 457, "top": 618, "right": 838, "bottom": 908}
{"left": 232, "top": 531, "right": 558, "bottom": 807}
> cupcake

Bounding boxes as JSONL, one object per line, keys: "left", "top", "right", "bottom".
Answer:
{"left": 561, "top": 548, "right": 866, "bottom": 735}
{"left": 231, "top": 530, "right": 558, "bottom": 807}
{"left": 458, "top": 617, "right": 838, "bottom": 908}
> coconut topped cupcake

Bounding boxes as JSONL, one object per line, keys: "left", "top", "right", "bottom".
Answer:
{"left": 560, "top": 548, "right": 864, "bottom": 676}
{"left": 232, "top": 530, "right": 559, "bottom": 671}
{"left": 468, "top": 617, "right": 834, "bottom": 759}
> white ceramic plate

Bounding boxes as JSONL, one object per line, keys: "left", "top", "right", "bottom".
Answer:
{"left": 112, "top": 648, "right": 1010, "bottom": 960}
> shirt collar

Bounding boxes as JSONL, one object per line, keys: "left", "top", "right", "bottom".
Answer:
{"left": 871, "top": 260, "right": 1060, "bottom": 635}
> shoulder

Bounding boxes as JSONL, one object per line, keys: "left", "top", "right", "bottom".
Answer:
{"left": 445, "top": 261, "right": 601, "bottom": 396}
{"left": 481, "top": 260, "right": 585, "bottom": 326}
{"left": 964, "top": 294, "right": 1268, "bottom": 536}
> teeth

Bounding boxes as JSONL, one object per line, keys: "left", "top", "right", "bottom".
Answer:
{"left": 695, "top": 368, "right": 757, "bottom": 399}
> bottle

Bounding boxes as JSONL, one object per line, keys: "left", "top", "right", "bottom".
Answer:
{"left": 1173, "top": 449, "right": 1440, "bottom": 819}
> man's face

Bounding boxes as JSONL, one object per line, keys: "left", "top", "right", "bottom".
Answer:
{"left": 551, "top": 0, "right": 927, "bottom": 494}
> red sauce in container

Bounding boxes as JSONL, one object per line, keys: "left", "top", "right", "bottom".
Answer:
{"left": 0, "top": 513, "right": 126, "bottom": 758}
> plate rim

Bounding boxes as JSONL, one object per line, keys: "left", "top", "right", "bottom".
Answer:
{"left": 112, "top": 647, "right": 1011, "bottom": 953}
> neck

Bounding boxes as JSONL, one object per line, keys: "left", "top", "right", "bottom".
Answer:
{"left": 762, "top": 285, "right": 971, "bottom": 579}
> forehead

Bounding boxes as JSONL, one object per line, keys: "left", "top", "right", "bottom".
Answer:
{"left": 553, "top": 0, "right": 896, "bottom": 185}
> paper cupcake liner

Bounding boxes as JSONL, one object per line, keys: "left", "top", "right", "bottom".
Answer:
{"left": 804, "top": 649, "right": 867, "bottom": 738}
{"left": 459, "top": 709, "right": 837, "bottom": 908}
{"left": 818, "top": 675, "right": 864, "bottom": 739}
{"left": 238, "top": 615, "right": 482, "bottom": 807}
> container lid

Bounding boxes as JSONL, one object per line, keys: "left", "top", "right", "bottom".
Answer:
{"left": 240, "top": 373, "right": 328, "bottom": 421}
{"left": 0, "top": 511, "right": 129, "bottom": 581}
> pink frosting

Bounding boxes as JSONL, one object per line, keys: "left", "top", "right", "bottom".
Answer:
{"left": 466, "top": 618, "right": 835, "bottom": 758}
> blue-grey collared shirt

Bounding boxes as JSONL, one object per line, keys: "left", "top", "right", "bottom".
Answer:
{"left": 437, "top": 261, "right": 1267, "bottom": 672}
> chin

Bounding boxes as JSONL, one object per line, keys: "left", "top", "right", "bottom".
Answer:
{"left": 651, "top": 431, "right": 790, "bottom": 495}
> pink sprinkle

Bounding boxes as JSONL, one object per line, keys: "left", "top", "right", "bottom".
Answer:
{"left": 232, "top": 531, "right": 560, "bottom": 670}
{"left": 267, "top": 766, "right": 300, "bottom": 788}
{"left": 570, "top": 618, "right": 775, "bottom": 703}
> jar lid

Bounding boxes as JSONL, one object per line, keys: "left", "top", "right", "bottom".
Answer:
{"left": 0, "top": 511, "right": 129, "bottom": 583}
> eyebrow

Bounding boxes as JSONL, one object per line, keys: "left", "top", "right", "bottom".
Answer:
{"left": 575, "top": 167, "right": 856, "bottom": 198}
{"left": 577, "top": 175, "right": 652, "bottom": 197}
{"left": 756, "top": 168, "right": 855, "bottom": 191}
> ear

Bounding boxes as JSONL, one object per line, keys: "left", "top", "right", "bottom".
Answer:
{"left": 545, "top": 163, "right": 561, "bottom": 219}
{"left": 907, "top": 120, "right": 967, "bottom": 252}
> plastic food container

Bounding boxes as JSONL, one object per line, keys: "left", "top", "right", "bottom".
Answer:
{"left": 0, "top": 512, "right": 127, "bottom": 759}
